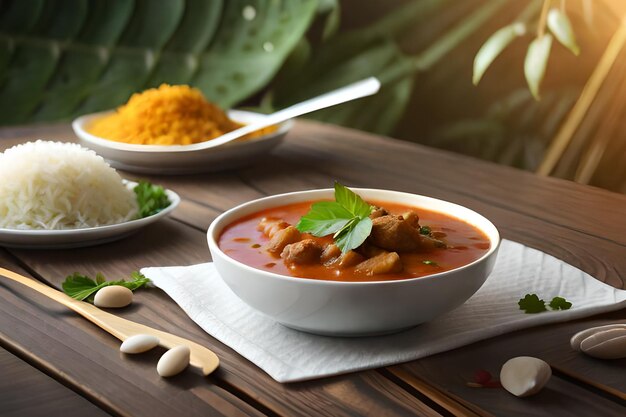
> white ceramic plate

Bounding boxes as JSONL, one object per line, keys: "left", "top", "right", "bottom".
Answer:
{"left": 0, "top": 181, "right": 180, "bottom": 249}
{"left": 72, "top": 110, "right": 293, "bottom": 175}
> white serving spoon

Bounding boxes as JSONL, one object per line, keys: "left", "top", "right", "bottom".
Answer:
{"left": 184, "top": 76, "right": 381, "bottom": 150}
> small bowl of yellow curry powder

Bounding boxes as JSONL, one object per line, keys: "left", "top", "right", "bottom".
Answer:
{"left": 73, "top": 84, "right": 291, "bottom": 175}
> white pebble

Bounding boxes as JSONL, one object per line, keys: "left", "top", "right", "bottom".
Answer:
{"left": 94, "top": 285, "right": 133, "bottom": 308}
{"left": 570, "top": 324, "right": 626, "bottom": 351}
{"left": 580, "top": 328, "right": 626, "bottom": 359}
{"left": 157, "top": 346, "right": 190, "bottom": 377}
{"left": 500, "top": 356, "right": 551, "bottom": 397}
{"left": 120, "top": 334, "right": 160, "bottom": 354}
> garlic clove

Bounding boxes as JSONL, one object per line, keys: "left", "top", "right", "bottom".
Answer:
{"left": 580, "top": 330, "right": 626, "bottom": 359}
{"left": 120, "top": 334, "right": 160, "bottom": 354}
{"left": 570, "top": 324, "right": 626, "bottom": 351}
{"left": 157, "top": 345, "right": 190, "bottom": 377}
{"left": 500, "top": 356, "right": 551, "bottom": 397}
{"left": 94, "top": 285, "right": 133, "bottom": 308}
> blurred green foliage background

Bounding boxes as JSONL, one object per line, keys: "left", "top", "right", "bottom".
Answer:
{"left": 0, "top": 0, "right": 624, "bottom": 191}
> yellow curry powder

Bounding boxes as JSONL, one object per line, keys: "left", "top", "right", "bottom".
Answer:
{"left": 88, "top": 84, "right": 272, "bottom": 146}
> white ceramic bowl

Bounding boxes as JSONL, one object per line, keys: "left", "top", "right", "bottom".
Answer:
{"left": 72, "top": 110, "right": 293, "bottom": 175}
{"left": 207, "top": 189, "right": 500, "bottom": 336}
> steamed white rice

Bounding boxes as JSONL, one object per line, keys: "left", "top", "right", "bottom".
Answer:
{"left": 0, "top": 141, "right": 139, "bottom": 230}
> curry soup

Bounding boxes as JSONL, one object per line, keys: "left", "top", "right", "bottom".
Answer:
{"left": 218, "top": 200, "right": 491, "bottom": 282}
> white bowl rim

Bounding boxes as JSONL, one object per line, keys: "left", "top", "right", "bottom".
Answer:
{"left": 0, "top": 180, "right": 180, "bottom": 236}
{"left": 208, "top": 188, "right": 501, "bottom": 287}
{"left": 72, "top": 109, "right": 293, "bottom": 154}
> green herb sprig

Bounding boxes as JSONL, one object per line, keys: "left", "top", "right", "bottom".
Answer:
{"left": 419, "top": 226, "right": 432, "bottom": 235}
{"left": 518, "top": 294, "right": 547, "bottom": 314}
{"left": 296, "top": 182, "right": 373, "bottom": 253}
{"left": 518, "top": 293, "right": 572, "bottom": 314}
{"left": 62, "top": 272, "right": 150, "bottom": 303}
{"left": 134, "top": 180, "right": 171, "bottom": 218}
{"left": 548, "top": 296, "right": 573, "bottom": 311}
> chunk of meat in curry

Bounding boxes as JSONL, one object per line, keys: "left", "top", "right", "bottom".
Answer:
{"left": 257, "top": 207, "right": 447, "bottom": 277}
{"left": 369, "top": 213, "right": 445, "bottom": 252}
{"left": 281, "top": 239, "right": 323, "bottom": 265}
{"left": 323, "top": 245, "right": 365, "bottom": 269}
{"left": 354, "top": 252, "right": 402, "bottom": 275}
{"left": 258, "top": 218, "right": 302, "bottom": 255}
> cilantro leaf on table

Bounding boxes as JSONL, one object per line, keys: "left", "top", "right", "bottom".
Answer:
{"left": 125, "top": 271, "right": 151, "bottom": 290}
{"left": 518, "top": 293, "right": 548, "bottom": 314}
{"left": 62, "top": 272, "right": 151, "bottom": 303}
{"left": 62, "top": 273, "right": 100, "bottom": 301}
{"left": 518, "top": 293, "right": 573, "bottom": 314}
{"left": 134, "top": 180, "right": 171, "bottom": 218}
{"left": 549, "top": 296, "right": 572, "bottom": 310}
{"left": 296, "top": 182, "right": 373, "bottom": 253}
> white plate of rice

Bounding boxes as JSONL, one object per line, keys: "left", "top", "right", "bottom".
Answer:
{"left": 0, "top": 141, "right": 180, "bottom": 249}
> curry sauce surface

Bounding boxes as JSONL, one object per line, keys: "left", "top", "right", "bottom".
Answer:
{"left": 218, "top": 200, "right": 491, "bottom": 282}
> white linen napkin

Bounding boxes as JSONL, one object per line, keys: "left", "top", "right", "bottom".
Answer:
{"left": 142, "top": 240, "right": 626, "bottom": 383}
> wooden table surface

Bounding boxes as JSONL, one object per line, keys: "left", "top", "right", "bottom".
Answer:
{"left": 0, "top": 121, "right": 624, "bottom": 417}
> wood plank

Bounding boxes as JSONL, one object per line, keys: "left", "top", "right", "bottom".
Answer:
{"left": 2, "top": 122, "right": 626, "bottom": 416}
{"left": 389, "top": 312, "right": 626, "bottom": 415}
{"left": 0, "top": 251, "right": 265, "bottom": 417}
{"left": 3, "top": 222, "right": 443, "bottom": 417}
{"left": 0, "top": 347, "right": 111, "bottom": 417}
{"left": 379, "top": 369, "right": 486, "bottom": 417}
{"left": 390, "top": 366, "right": 625, "bottom": 417}
{"left": 170, "top": 199, "right": 220, "bottom": 231}
{"left": 0, "top": 123, "right": 73, "bottom": 142}
{"left": 123, "top": 171, "right": 266, "bottom": 213}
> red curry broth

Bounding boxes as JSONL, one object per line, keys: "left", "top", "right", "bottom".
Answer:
{"left": 218, "top": 200, "right": 491, "bottom": 282}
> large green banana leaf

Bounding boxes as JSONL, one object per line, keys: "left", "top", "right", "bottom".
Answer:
{"left": 0, "top": 0, "right": 317, "bottom": 125}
